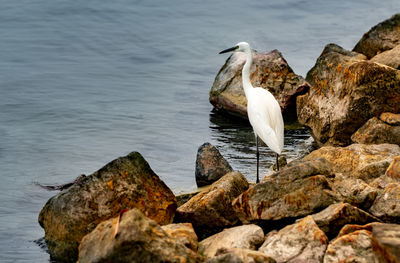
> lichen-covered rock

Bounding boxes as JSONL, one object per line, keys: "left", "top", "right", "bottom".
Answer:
{"left": 369, "top": 183, "right": 400, "bottom": 223}
{"left": 353, "top": 13, "right": 400, "bottom": 59}
{"left": 370, "top": 156, "right": 400, "bottom": 189}
{"left": 233, "top": 159, "right": 336, "bottom": 223}
{"left": 210, "top": 49, "right": 309, "bottom": 118}
{"left": 337, "top": 222, "right": 383, "bottom": 237}
{"left": 323, "top": 230, "right": 381, "bottom": 263}
{"left": 311, "top": 202, "right": 380, "bottom": 239}
{"left": 331, "top": 175, "right": 377, "bottom": 210}
{"left": 351, "top": 117, "right": 400, "bottom": 145}
{"left": 213, "top": 248, "right": 276, "bottom": 263}
{"left": 380, "top": 112, "right": 400, "bottom": 125}
{"left": 198, "top": 225, "right": 264, "bottom": 259}
{"left": 77, "top": 209, "right": 202, "bottom": 263}
{"left": 38, "top": 152, "right": 177, "bottom": 262}
{"left": 161, "top": 223, "right": 198, "bottom": 251}
{"left": 195, "top": 143, "right": 233, "bottom": 187}
{"left": 370, "top": 44, "right": 400, "bottom": 69}
{"left": 175, "top": 172, "right": 249, "bottom": 238}
{"left": 297, "top": 43, "right": 400, "bottom": 146}
{"left": 303, "top": 144, "right": 400, "bottom": 183}
{"left": 259, "top": 216, "right": 328, "bottom": 263}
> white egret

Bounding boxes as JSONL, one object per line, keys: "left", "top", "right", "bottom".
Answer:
{"left": 219, "top": 42, "right": 284, "bottom": 183}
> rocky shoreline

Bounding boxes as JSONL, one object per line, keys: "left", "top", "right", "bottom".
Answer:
{"left": 39, "top": 14, "right": 400, "bottom": 262}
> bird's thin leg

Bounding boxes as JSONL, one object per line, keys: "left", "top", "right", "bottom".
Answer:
{"left": 256, "top": 136, "right": 260, "bottom": 183}
{"left": 276, "top": 153, "right": 279, "bottom": 171}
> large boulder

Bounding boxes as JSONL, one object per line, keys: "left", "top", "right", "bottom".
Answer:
{"left": 353, "top": 13, "right": 400, "bottom": 59}
{"left": 297, "top": 43, "right": 400, "bottom": 146}
{"left": 77, "top": 209, "right": 202, "bottom": 263}
{"left": 370, "top": 44, "right": 400, "bottom": 70}
{"left": 258, "top": 216, "right": 328, "bottom": 263}
{"left": 303, "top": 143, "right": 400, "bottom": 183}
{"left": 210, "top": 49, "right": 309, "bottom": 118}
{"left": 38, "top": 152, "right": 177, "bottom": 262}
{"left": 198, "top": 225, "right": 264, "bottom": 259}
{"left": 195, "top": 143, "right": 233, "bottom": 187}
{"left": 351, "top": 117, "right": 400, "bottom": 145}
{"left": 233, "top": 159, "right": 337, "bottom": 223}
{"left": 175, "top": 172, "right": 249, "bottom": 238}
{"left": 311, "top": 202, "right": 380, "bottom": 239}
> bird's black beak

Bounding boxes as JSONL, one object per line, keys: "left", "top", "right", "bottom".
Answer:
{"left": 219, "top": 46, "right": 238, "bottom": 54}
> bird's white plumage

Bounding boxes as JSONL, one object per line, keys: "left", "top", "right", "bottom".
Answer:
{"left": 247, "top": 87, "right": 284, "bottom": 154}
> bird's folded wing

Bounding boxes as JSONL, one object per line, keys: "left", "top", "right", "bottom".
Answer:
{"left": 250, "top": 112, "right": 282, "bottom": 154}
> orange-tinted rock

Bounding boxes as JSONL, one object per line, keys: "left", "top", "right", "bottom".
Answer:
{"left": 259, "top": 216, "right": 328, "bottom": 262}
{"left": 303, "top": 144, "right": 400, "bottom": 183}
{"left": 195, "top": 143, "right": 233, "bottom": 187}
{"left": 324, "top": 230, "right": 382, "bottom": 262}
{"left": 311, "top": 202, "right": 380, "bottom": 239}
{"left": 161, "top": 223, "right": 198, "bottom": 252}
{"left": 212, "top": 248, "right": 275, "bottom": 263}
{"left": 77, "top": 209, "right": 202, "bottom": 263}
{"left": 39, "top": 152, "right": 177, "bottom": 262}
{"left": 233, "top": 159, "right": 336, "bottom": 223}
{"left": 210, "top": 49, "right": 309, "bottom": 119}
{"left": 297, "top": 43, "right": 400, "bottom": 146}
{"left": 380, "top": 112, "right": 400, "bottom": 126}
{"left": 175, "top": 172, "right": 249, "bottom": 238}
{"left": 353, "top": 13, "right": 400, "bottom": 59}
{"left": 351, "top": 117, "right": 400, "bottom": 145}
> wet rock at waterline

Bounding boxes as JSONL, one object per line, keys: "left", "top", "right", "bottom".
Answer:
{"left": 195, "top": 142, "right": 233, "bottom": 187}
{"left": 38, "top": 152, "right": 177, "bottom": 262}
{"left": 77, "top": 209, "right": 202, "bottom": 263}
{"left": 353, "top": 13, "right": 400, "bottom": 59}
{"left": 198, "top": 224, "right": 264, "bottom": 259}
{"left": 175, "top": 172, "right": 249, "bottom": 238}
{"left": 210, "top": 49, "right": 309, "bottom": 119}
{"left": 351, "top": 117, "right": 400, "bottom": 145}
{"left": 259, "top": 216, "right": 328, "bottom": 263}
{"left": 297, "top": 43, "right": 400, "bottom": 146}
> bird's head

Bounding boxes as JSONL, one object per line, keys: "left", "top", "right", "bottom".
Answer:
{"left": 219, "top": 42, "right": 250, "bottom": 54}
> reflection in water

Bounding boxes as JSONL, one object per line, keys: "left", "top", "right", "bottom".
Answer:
{"left": 209, "top": 111, "right": 316, "bottom": 182}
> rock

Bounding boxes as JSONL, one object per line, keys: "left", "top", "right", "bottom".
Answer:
{"left": 311, "top": 202, "right": 380, "bottom": 239}
{"left": 370, "top": 44, "right": 400, "bottom": 69}
{"left": 323, "top": 230, "right": 382, "bottom": 263}
{"left": 198, "top": 225, "right": 264, "bottom": 259}
{"left": 259, "top": 216, "right": 328, "bottom": 263}
{"left": 161, "top": 223, "right": 198, "bottom": 251}
{"left": 370, "top": 156, "right": 400, "bottom": 189}
{"left": 303, "top": 143, "right": 400, "bottom": 183}
{"left": 380, "top": 112, "right": 400, "bottom": 126}
{"left": 371, "top": 223, "right": 400, "bottom": 262}
{"left": 337, "top": 222, "right": 382, "bottom": 237}
{"left": 205, "top": 253, "right": 244, "bottom": 263}
{"left": 210, "top": 49, "right": 309, "bottom": 118}
{"left": 369, "top": 183, "right": 400, "bottom": 223}
{"left": 175, "top": 172, "right": 249, "bottom": 238}
{"left": 38, "top": 152, "right": 177, "bottom": 262}
{"left": 213, "top": 248, "right": 276, "bottom": 263}
{"left": 351, "top": 117, "right": 400, "bottom": 145}
{"left": 195, "top": 143, "right": 233, "bottom": 187}
{"left": 331, "top": 175, "right": 377, "bottom": 210}
{"left": 233, "top": 159, "right": 336, "bottom": 223}
{"left": 353, "top": 13, "right": 400, "bottom": 59}
{"left": 297, "top": 43, "right": 400, "bottom": 146}
{"left": 77, "top": 209, "right": 202, "bottom": 263}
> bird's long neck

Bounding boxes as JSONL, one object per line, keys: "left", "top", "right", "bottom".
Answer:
{"left": 242, "top": 49, "right": 253, "bottom": 98}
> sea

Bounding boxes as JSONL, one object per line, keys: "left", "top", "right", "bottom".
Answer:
{"left": 0, "top": 0, "right": 398, "bottom": 261}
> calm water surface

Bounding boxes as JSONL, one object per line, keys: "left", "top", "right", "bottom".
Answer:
{"left": 0, "top": 0, "right": 399, "bottom": 261}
